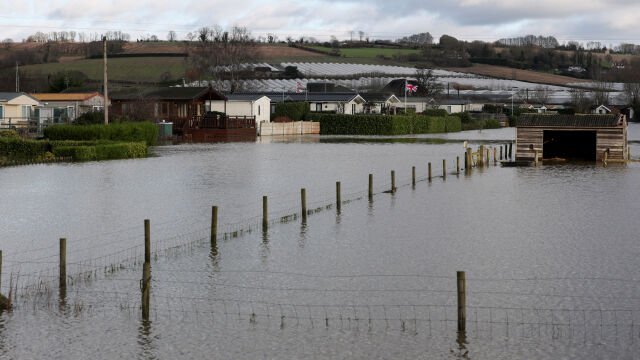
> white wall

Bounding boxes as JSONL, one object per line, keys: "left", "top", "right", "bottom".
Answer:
{"left": 207, "top": 97, "right": 271, "bottom": 124}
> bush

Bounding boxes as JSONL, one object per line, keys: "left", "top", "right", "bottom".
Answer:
{"left": 44, "top": 122, "right": 158, "bottom": 146}
{"left": 0, "top": 130, "right": 19, "bottom": 138}
{"left": 310, "top": 114, "right": 461, "bottom": 135}
{"left": 74, "top": 111, "right": 106, "bottom": 125}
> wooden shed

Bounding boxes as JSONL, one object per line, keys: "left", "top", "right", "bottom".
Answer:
{"left": 516, "top": 114, "right": 628, "bottom": 162}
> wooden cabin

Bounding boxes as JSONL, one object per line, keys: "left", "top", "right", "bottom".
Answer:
{"left": 516, "top": 114, "right": 628, "bottom": 162}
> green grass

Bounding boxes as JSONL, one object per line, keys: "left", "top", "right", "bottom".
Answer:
{"left": 308, "top": 46, "right": 421, "bottom": 59}
{"left": 21, "top": 57, "right": 188, "bottom": 82}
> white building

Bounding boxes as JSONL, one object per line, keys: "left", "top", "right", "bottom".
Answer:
{"left": 206, "top": 94, "right": 272, "bottom": 126}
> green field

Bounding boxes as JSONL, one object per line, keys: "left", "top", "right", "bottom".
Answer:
{"left": 309, "top": 46, "right": 422, "bottom": 58}
{"left": 21, "top": 57, "right": 188, "bottom": 83}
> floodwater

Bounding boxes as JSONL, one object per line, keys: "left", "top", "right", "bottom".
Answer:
{"left": 0, "top": 125, "right": 639, "bottom": 359}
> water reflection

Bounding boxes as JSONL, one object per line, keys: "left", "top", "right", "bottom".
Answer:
{"left": 137, "top": 319, "right": 156, "bottom": 360}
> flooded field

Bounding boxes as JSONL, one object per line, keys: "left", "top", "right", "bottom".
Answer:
{"left": 0, "top": 125, "right": 639, "bottom": 359}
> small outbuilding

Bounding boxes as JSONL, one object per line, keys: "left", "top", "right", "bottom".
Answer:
{"left": 516, "top": 114, "right": 628, "bottom": 162}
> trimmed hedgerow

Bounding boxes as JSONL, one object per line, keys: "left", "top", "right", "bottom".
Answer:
{"left": 272, "top": 102, "right": 309, "bottom": 121}
{"left": 44, "top": 122, "right": 158, "bottom": 146}
{"left": 53, "top": 141, "right": 147, "bottom": 161}
{"left": 310, "top": 114, "right": 461, "bottom": 135}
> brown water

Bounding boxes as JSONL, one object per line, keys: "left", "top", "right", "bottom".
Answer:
{"left": 0, "top": 125, "right": 639, "bottom": 359}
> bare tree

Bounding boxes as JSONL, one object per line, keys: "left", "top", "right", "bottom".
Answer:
{"left": 570, "top": 89, "right": 591, "bottom": 113}
{"left": 414, "top": 68, "right": 443, "bottom": 99}
{"left": 532, "top": 85, "right": 551, "bottom": 105}
{"left": 167, "top": 30, "right": 177, "bottom": 42}
{"left": 592, "top": 80, "right": 613, "bottom": 105}
{"left": 188, "top": 25, "right": 260, "bottom": 92}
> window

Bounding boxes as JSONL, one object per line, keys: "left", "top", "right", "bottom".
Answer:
{"left": 352, "top": 104, "right": 356, "bottom": 114}
{"left": 316, "top": 103, "right": 322, "bottom": 112}
{"left": 258, "top": 106, "right": 261, "bottom": 116}
{"left": 0, "top": 105, "right": 3, "bottom": 119}
{"left": 22, "top": 105, "right": 32, "bottom": 119}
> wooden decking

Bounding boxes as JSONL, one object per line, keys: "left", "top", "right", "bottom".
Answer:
{"left": 180, "top": 114, "right": 257, "bottom": 142}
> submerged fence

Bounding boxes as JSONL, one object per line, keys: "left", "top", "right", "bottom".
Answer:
{"left": 5, "top": 142, "right": 639, "bottom": 344}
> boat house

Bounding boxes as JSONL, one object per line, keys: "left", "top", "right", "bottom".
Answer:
{"left": 516, "top": 114, "right": 628, "bottom": 162}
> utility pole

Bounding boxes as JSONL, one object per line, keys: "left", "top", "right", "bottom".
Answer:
{"left": 15, "top": 62, "right": 19, "bottom": 92}
{"left": 103, "top": 36, "right": 109, "bottom": 125}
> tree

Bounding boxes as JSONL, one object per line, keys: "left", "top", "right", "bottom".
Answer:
{"left": 48, "top": 70, "right": 88, "bottom": 92}
{"left": 531, "top": 86, "right": 551, "bottom": 105}
{"left": 167, "top": 30, "right": 177, "bottom": 42}
{"left": 592, "top": 80, "right": 613, "bottom": 105}
{"left": 570, "top": 89, "right": 591, "bottom": 113}
{"left": 188, "top": 25, "right": 260, "bottom": 92}
{"left": 414, "top": 69, "right": 442, "bottom": 98}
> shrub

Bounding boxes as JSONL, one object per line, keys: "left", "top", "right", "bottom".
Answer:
{"left": 53, "top": 142, "right": 147, "bottom": 161}
{"left": 0, "top": 130, "right": 19, "bottom": 138}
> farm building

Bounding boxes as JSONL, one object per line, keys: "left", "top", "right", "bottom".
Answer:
{"left": 516, "top": 114, "right": 628, "bottom": 162}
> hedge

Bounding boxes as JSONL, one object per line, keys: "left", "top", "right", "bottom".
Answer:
{"left": 0, "top": 138, "right": 50, "bottom": 159}
{"left": 44, "top": 122, "right": 158, "bottom": 146}
{"left": 53, "top": 142, "right": 147, "bottom": 161}
{"left": 272, "top": 102, "right": 309, "bottom": 121}
{"left": 310, "top": 114, "right": 461, "bottom": 135}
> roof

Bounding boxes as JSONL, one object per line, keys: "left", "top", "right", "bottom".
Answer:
{"left": 31, "top": 92, "right": 101, "bottom": 102}
{"left": 517, "top": 114, "right": 623, "bottom": 128}
{"left": 359, "top": 93, "right": 400, "bottom": 103}
{"left": 235, "top": 92, "right": 365, "bottom": 103}
{"left": 219, "top": 94, "right": 269, "bottom": 101}
{"left": 0, "top": 92, "right": 40, "bottom": 103}
{"left": 110, "top": 87, "right": 226, "bottom": 101}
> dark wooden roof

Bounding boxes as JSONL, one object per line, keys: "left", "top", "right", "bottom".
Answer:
{"left": 517, "top": 114, "right": 622, "bottom": 128}
{"left": 111, "top": 87, "right": 226, "bottom": 101}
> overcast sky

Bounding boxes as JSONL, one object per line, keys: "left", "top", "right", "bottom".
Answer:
{"left": 2, "top": 0, "right": 640, "bottom": 45}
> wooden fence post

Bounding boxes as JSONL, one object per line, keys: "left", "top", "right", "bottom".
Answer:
{"left": 301, "top": 188, "right": 307, "bottom": 221}
{"left": 509, "top": 143, "right": 513, "bottom": 160}
{"left": 457, "top": 271, "right": 466, "bottom": 333}
{"left": 493, "top": 147, "right": 497, "bottom": 165}
{"left": 368, "top": 174, "right": 373, "bottom": 199}
{"left": 142, "top": 262, "right": 151, "bottom": 320}
{"left": 442, "top": 159, "right": 446, "bottom": 180}
{"left": 336, "top": 182, "right": 341, "bottom": 211}
{"left": 211, "top": 206, "right": 218, "bottom": 247}
{"left": 59, "top": 238, "right": 66, "bottom": 290}
{"left": 391, "top": 171, "right": 396, "bottom": 193}
{"left": 262, "top": 196, "right": 268, "bottom": 230}
{"left": 144, "top": 219, "right": 151, "bottom": 264}
{"left": 500, "top": 146, "right": 503, "bottom": 160}
{"left": 412, "top": 166, "right": 416, "bottom": 187}
{"left": 428, "top": 162, "right": 432, "bottom": 182}
{"left": 456, "top": 156, "right": 460, "bottom": 175}
{"left": 534, "top": 150, "right": 539, "bottom": 166}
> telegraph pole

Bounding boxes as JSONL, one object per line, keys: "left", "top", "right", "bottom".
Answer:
{"left": 103, "top": 36, "right": 109, "bottom": 125}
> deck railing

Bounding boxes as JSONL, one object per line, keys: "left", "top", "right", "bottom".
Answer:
{"left": 187, "top": 115, "right": 256, "bottom": 130}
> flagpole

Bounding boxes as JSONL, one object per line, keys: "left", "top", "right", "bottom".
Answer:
{"left": 404, "top": 78, "right": 407, "bottom": 114}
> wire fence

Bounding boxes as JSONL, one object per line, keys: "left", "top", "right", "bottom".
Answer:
{"left": 2, "top": 143, "right": 508, "bottom": 299}
{"left": 12, "top": 143, "right": 637, "bottom": 346}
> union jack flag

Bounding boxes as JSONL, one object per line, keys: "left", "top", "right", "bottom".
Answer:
{"left": 405, "top": 83, "right": 418, "bottom": 93}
